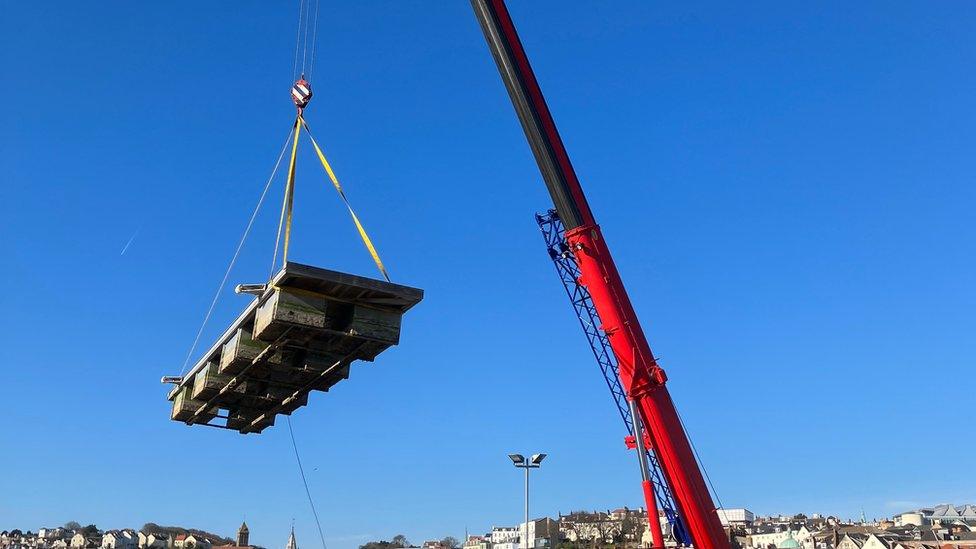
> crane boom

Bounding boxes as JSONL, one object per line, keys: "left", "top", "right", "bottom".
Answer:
{"left": 470, "top": 3, "right": 730, "bottom": 549}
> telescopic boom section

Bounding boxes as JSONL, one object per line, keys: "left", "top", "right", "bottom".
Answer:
{"left": 470, "top": 3, "right": 729, "bottom": 549}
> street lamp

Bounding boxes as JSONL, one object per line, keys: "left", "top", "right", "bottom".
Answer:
{"left": 508, "top": 453, "right": 547, "bottom": 549}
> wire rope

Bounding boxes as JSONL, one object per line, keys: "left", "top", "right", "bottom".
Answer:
{"left": 293, "top": 0, "right": 307, "bottom": 79}
{"left": 177, "top": 126, "right": 295, "bottom": 377}
{"left": 307, "top": 0, "right": 321, "bottom": 81}
{"left": 673, "top": 403, "right": 726, "bottom": 514}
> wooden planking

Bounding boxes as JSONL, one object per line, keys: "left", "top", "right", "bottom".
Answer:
{"left": 168, "top": 261, "right": 423, "bottom": 434}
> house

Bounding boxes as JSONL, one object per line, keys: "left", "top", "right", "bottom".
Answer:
{"left": 518, "top": 518, "right": 559, "bottom": 548}
{"left": 750, "top": 527, "right": 800, "bottom": 549}
{"left": 863, "top": 534, "right": 900, "bottom": 549}
{"left": 70, "top": 535, "right": 101, "bottom": 549}
{"left": 137, "top": 534, "right": 168, "bottom": 549}
{"left": 559, "top": 511, "right": 622, "bottom": 544}
{"left": 172, "top": 536, "right": 210, "bottom": 549}
{"left": 102, "top": 531, "right": 137, "bottom": 549}
{"left": 838, "top": 533, "right": 869, "bottom": 549}
{"left": 462, "top": 536, "right": 490, "bottom": 549}
{"left": 489, "top": 528, "right": 518, "bottom": 545}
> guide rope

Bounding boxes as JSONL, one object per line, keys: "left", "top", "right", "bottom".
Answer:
{"left": 287, "top": 417, "right": 329, "bottom": 549}
{"left": 178, "top": 126, "right": 296, "bottom": 377}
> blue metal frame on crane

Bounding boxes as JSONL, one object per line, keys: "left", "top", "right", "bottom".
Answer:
{"left": 535, "top": 209, "right": 690, "bottom": 545}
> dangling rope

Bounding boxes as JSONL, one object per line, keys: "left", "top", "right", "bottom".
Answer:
{"left": 300, "top": 117, "right": 391, "bottom": 282}
{"left": 287, "top": 417, "right": 329, "bottom": 549}
{"left": 178, "top": 125, "right": 295, "bottom": 377}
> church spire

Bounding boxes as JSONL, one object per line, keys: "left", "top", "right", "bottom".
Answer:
{"left": 286, "top": 526, "right": 298, "bottom": 549}
{"left": 237, "top": 522, "right": 250, "bottom": 547}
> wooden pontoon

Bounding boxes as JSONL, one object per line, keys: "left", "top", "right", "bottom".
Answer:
{"left": 166, "top": 261, "right": 423, "bottom": 434}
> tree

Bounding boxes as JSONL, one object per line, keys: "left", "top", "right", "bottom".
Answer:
{"left": 590, "top": 514, "right": 618, "bottom": 549}
{"left": 65, "top": 523, "right": 82, "bottom": 532}
{"left": 81, "top": 525, "right": 99, "bottom": 536}
{"left": 360, "top": 541, "right": 396, "bottom": 549}
{"left": 441, "top": 537, "right": 460, "bottom": 549}
{"left": 562, "top": 512, "right": 594, "bottom": 545}
{"left": 392, "top": 536, "right": 410, "bottom": 548}
{"left": 619, "top": 515, "right": 646, "bottom": 544}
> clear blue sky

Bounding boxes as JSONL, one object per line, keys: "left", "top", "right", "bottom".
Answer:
{"left": 1, "top": 1, "right": 974, "bottom": 548}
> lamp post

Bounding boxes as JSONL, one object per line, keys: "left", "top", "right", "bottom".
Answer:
{"left": 508, "top": 453, "right": 547, "bottom": 549}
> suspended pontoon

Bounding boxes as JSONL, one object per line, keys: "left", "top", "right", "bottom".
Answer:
{"left": 166, "top": 261, "right": 423, "bottom": 434}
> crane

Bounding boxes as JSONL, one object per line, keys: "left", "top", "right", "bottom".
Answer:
{"left": 469, "top": 3, "right": 731, "bottom": 549}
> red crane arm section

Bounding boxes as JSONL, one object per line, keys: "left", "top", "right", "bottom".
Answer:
{"left": 566, "top": 225, "right": 729, "bottom": 549}
{"left": 470, "top": 3, "right": 731, "bottom": 549}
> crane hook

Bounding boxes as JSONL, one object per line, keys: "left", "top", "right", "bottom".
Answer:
{"left": 292, "top": 77, "right": 313, "bottom": 113}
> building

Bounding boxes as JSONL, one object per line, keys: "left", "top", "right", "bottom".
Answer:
{"left": 518, "top": 518, "right": 558, "bottom": 548}
{"left": 897, "top": 507, "right": 976, "bottom": 527}
{"left": 210, "top": 523, "right": 255, "bottom": 549}
{"left": 237, "top": 524, "right": 248, "bottom": 549}
{"left": 559, "top": 512, "right": 622, "bottom": 544}
{"left": 462, "top": 536, "right": 490, "bottom": 549}
{"left": 172, "top": 535, "right": 211, "bottom": 549}
{"left": 751, "top": 527, "right": 801, "bottom": 549}
{"left": 490, "top": 528, "right": 518, "bottom": 545}
{"left": 719, "top": 510, "right": 757, "bottom": 527}
{"left": 102, "top": 532, "right": 137, "bottom": 549}
{"left": 70, "top": 534, "right": 102, "bottom": 549}
{"left": 137, "top": 533, "right": 168, "bottom": 549}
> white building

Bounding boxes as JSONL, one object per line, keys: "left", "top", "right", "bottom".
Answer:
{"left": 750, "top": 528, "right": 797, "bottom": 548}
{"left": 517, "top": 519, "right": 557, "bottom": 548}
{"left": 718, "top": 509, "right": 756, "bottom": 526}
{"left": 102, "top": 532, "right": 137, "bottom": 549}
{"left": 137, "top": 534, "right": 168, "bottom": 549}
{"left": 490, "top": 528, "right": 518, "bottom": 545}
{"left": 559, "top": 512, "right": 622, "bottom": 544}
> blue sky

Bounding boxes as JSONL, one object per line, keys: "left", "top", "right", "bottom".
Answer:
{"left": 1, "top": 1, "right": 974, "bottom": 548}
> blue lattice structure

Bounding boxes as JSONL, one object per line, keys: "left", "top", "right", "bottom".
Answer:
{"left": 536, "top": 210, "right": 689, "bottom": 545}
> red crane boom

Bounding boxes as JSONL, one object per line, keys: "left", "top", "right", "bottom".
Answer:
{"left": 469, "top": 3, "right": 730, "bottom": 549}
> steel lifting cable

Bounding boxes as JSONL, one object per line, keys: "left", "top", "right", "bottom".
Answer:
{"left": 178, "top": 126, "right": 296, "bottom": 377}
{"left": 307, "top": 0, "right": 321, "bottom": 81}
{"left": 292, "top": 0, "right": 307, "bottom": 79}
{"left": 301, "top": 2, "right": 312, "bottom": 75}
